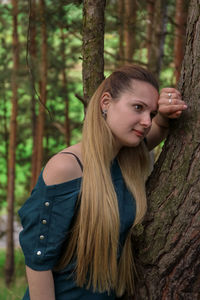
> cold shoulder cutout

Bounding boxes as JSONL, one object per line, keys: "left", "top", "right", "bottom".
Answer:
{"left": 42, "top": 151, "right": 83, "bottom": 186}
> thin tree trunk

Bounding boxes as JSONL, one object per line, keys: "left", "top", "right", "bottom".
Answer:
{"left": 3, "top": 88, "right": 9, "bottom": 174}
{"left": 1, "top": 37, "right": 9, "bottom": 170}
{"left": 132, "top": 0, "right": 200, "bottom": 298}
{"left": 174, "top": 0, "right": 188, "bottom": 84}
{"left": 29, "top": 0, "right": 38, "bottom": 191}
{"left": 148, "top": 0, "right": 168, "bottom": 81}
{"left": 124, "top": 0, "right": 137, "bottom": 63}
{"left": 35, "top": 0, "right": 47, "bottom": 179}
{"left": 5, "top": 0, "right": 19, "bottom": 286}
{"left": 146, "top": 0, "right": 155, "bottom": 62}
{"left": 60, "top": 27, "right": 70, "bottom": 147}
{"left": 117, "top": 0, "right": 125, "bottom": 66}
{"left": 82, "top": 0, "right": 106, "bottom": 104}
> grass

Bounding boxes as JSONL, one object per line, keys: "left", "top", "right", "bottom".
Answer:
{"left": 0, "top": 248, "right": 27, "bottom": 300}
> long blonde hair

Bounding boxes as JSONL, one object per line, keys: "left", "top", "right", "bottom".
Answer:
{"left": 55, "top": 65, "right": 159, "bottom": 296}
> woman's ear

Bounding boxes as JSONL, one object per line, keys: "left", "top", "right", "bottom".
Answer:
{"left": 100, "top": 92, "right": 112, "bottom": 111}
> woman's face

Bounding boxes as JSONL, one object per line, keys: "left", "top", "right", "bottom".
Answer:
{"left": 102, "top": 79, "right": 159, "bottom": 149}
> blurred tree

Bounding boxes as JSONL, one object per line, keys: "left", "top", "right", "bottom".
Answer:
{"left": 147, "top": 0, "right": 168, "bottom": 81}
{"left": 117, "top": 0, "right": 124, "bottom": 66}
{"left": 0, "top": 3, "right": 12, "bottom": 207}
{"left": 174, "top": 0, "right": 189, "bottom": 83}
{"left": 60, "top": 23, "right": 71, "bottom": 146}
{"left": 5, "top": 0, "right": 19, "bottom": 286}
{"left": 146, "top": 0, "right": 155, "bottom": 63}
{"left": 116, "top": 0, "right": 138, "bottom": 66}
{"left": 34, "top": 0, "right": 48, "bottom": 183}
{"left": 131, "top": 0, "right": 200, "bottom": 298}
{"left": 29, "top": 0, "right": 38, "bottom": 191}
{"left": 124, "top": 0, "right": 138, "bottom": 63}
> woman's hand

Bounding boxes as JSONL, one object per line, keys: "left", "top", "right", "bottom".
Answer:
{"left": 146, "top": 88, "right": 187, "bottom": 151}
{"left": 158, "top": 87, "right": 187, "bottom": 119}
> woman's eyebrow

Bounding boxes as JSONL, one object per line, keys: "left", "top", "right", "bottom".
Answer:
{"left": 133, "top": 100, "right": 148, "bottom": 106}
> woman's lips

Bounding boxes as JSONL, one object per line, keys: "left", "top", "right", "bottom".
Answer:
{"left": 133, "top": 129, "right": 144, "bottom": 137}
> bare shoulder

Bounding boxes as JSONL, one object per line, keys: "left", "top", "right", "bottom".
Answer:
{"left": 43, "top": 144, "right": 82, "bottom": 186}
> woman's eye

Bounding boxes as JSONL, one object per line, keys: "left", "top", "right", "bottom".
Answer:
{"left": 134, "top": 104, "right": 143, "bottom": 111}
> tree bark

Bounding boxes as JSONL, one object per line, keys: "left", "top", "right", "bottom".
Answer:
{"left": 124, "top": 0, "right": 137, "bottom": 63}
{"left": 174, "top": 0, "right": 188, "bottom": 84}
{"left": 5, "top": 0, "right": 19, "bottom": 286}
{"left": 132, "top": 0, "right": 200, "bottom": 298}
{"left": 147, "top": 0, "right": 168, "bottom": 81}
{"left": 82, "top": 0, "right": 106, "bottom": 104}
{"left": 35, "top": 0, "right": 47, "bottom": 179}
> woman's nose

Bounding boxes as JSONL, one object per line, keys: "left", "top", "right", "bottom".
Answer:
{"left": 140, "top": 114, "right": 152, "bottom": 128}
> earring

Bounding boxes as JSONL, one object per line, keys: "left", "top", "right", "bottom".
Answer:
{"left": 102, "top": 109, "right": 107, "bottom": 119}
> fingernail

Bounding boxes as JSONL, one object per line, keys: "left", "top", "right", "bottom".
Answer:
{"left": 183, "top": 105, "right": 187, "bottom": 109}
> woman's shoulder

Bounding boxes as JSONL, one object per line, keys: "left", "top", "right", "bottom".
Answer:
{"left": 42, "top": 143, "right": 82, "bottom": 186}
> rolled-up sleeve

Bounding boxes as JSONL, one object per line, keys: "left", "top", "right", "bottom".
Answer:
{"left": 18, "top": 172, "right": 81, "bottom": 271}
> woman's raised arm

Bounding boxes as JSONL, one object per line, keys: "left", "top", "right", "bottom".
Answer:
{"left": 146, "top": 87, "right": 187, "bottom": 150}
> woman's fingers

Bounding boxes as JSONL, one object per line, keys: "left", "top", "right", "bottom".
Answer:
{"left": 158, "top": 88, "right": 187, "bottom": 119}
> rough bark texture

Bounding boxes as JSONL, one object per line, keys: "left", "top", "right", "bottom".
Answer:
{"left": 35, "top": 0, "right": 47, "bottom": 180}
{"left": 174, "top": 0, "right": 188, "bottom": 84}
{"left": 5, "top": 0, "right": 19, "bottom": 286}
{"left": 82, "top": 0, "right": 106, "bottom": 104}
{"left": 132, "top": 1, "right": 200, "bottom": 299}
{"left": 148, "top": 0, "right": 168, "bottom": 81}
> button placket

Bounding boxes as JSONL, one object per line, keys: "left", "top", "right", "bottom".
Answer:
{"left": 34, "top": 185, "right": 57, "bottom": 262}
{"left": 35, "top": 195, "right": 53, "bottom": 260}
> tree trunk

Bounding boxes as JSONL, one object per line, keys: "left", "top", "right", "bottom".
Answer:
{"left": 146, "top": 0, "right": 155, "bottom": 63}
{"left": 148, "top": 0, "right": 168, "bottom": 81}
{"left": 174, "top": 0, "right": 188, "bottom": 84}
{"left": 132, "top": 0, "right": 200, "bottom": 298}
{"left": 60, "top": 27, "right": 71, "bottom": 147}
{"left": 117, "top": 0, "right": 125, "bottom": 66}
{"left": 1, "top": 37, "right": 9, "bottom": 172}
{"left": 35, "top": 0, "right": 47, "bottom": 179}
{"left": 29, "top": 0, "right": 38, "bottom": 191}
{"left": 124, "top": 0, "right": 137, "bottom": 63}
{"left": 5, "top": 0, "right": 19, "bottom": 286}
{"left": 82, "top": 0, "right": 106, "bottom": 104}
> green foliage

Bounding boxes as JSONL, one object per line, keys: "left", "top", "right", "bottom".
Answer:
{"left": 0, "top": 249, "right": 26, "bottom": 300}
{"left": 0, "top": 0, "right": 84, "bottom": 211}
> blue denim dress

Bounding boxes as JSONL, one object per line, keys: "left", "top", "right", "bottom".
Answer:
{"left": 18, "top": 159, "right": 136, "bottom": 299}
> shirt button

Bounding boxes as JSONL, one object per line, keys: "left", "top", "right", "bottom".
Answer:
{"left": 42, "top": 219, "right": 47, "bottom": 224}
{"left": 40, "top": 235, "right": 45, "bottom": 240}
{"left": 37, "top": 251, "right": 42, "bottom": 256}
{"left": 44, "top": 201, "right": 50, "bottom": 207}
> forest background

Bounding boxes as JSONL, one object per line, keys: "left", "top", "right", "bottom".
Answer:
{"left": 0, "top": 0, "right": 190, "bottom": 299}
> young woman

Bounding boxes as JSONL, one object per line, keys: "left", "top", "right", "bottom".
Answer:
{"left": 19, "top": 65, "right": 187, "bottom": 300}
